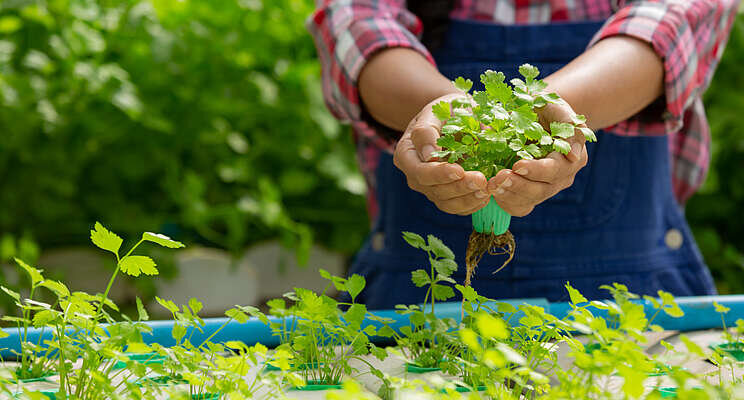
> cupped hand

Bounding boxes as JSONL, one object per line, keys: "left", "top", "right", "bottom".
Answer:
{"left": 487, "top": 99, "right": 589, "bottom": 217}
{"left": 393, "top": 93, "right": 490, "bottom": 216}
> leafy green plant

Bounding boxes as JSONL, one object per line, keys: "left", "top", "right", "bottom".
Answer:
{"left": 456, "top": 285, "right": 553, "bottom": 395}
{"left": 0, "top": 223, "right": 185, "bottom": 399}
{"left": 264, "top": 271, "right": 385, "bottom": 387}
{"left": 374, "top": 232, "right": 460, "bottom": 371}
{"left": 431, "top": 65, "right": 595, "bottom": 175}
{"left": 0, "top": 259, "right": 59, "bottom": 382}
{"left": 688, "top": 12, "right": 744, "bottom": 295}
{"left": 0, "top": 0, "right": 367, "bottom": 289}
{"left": 432, "top": 65, "right": 597, "bottom": 293}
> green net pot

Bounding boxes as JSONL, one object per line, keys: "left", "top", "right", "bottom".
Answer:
{"left": 472, "top": 197, "right": 511, "bottom": 235}
{"left": 112, "top": 352, "right": 166, "bottom": 370}
{"left": 709, "top": 342, "right": 744, "bottom": 361}
{"left": 405, "top": 363, "right": 442, "bottom": 373}
{"left": 291, "top": 380, "right": 343, "bottom": 391}
{"left": 189, "top": 394, "right": 221, "bottom": 400}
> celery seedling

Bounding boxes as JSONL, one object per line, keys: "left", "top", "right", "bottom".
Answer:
{"left": 432, "top": 65, "right": 596, "bottom": 291}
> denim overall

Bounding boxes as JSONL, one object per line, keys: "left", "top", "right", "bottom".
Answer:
{"left": 349, "top": 19, "right": 717, "bottom": 309}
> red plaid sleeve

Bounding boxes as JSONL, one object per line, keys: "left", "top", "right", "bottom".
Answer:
{"left": 589, "top": 0, "right": 740, "bottom": 136}
{"left": 307, "top": 0, "right": 434, "bottom": 149}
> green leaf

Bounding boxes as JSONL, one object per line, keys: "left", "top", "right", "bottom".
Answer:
{"left": 1, "top": 286, "right": 20, "bottom": 301}
{"left": 427, "top": 235, "right": 455, "bottom": 260}
{"left": 156, "top": 296, "right": 179, "bottom": 313}
{"left": 571, "top": 114, "right": 587, "bottom": 125}
{"left": 345, "top": 274, "right": 366, "bottom": 303}
{"left": 481, "top": 70, "right": 512, "bottom": 104}
{"left": 524, "top": 143, "right": 543, "bottom": 158}
{"left": 465, "top": 116, "right": 480, "bottom": 131}
{"left": 188, "top": 298, "right": 203, "bottom": 314}
{"left": 553, "top": 138, "right": 571, "bottom": 155}
{"left": 0, "top": 16, "right": 22, "bottom": 34}
{"left": 437, "top": 134, "right": 459, "bottom": 150}
{"left": 15, "top": 258, "right": 43, "bottom": 285}
{"left": 32, "top": 309, "right": 56, "bottom": 328}
{"left": 476, "top": 313, "right": 509, "bottom": 339}
{"left": 617, "top": 364, "right": 645, "bottom": 398}
{"left": 527, "top": 79, "right": 548, "bottom": 94}
{"left": 90, "top": 222, "right": 123, "bottom": 255}
{"left": 136, "top": 297, "right": 149, "bottom": 321}
{"left": 579, "top": 127, "right": 597, "bottom": 142}
{"left": 402, "top": 232, "right": 426, "bottom": 250}
{"left": 550, "top": 121, "right": 576, "bottom": 139}
{"left": 472, "top": 91, "right": 489, "bottom": 107}
{"left": 377, "top": 325, "right": 395, "bottom": 338}
{"left": 345, "top": 303, "right": 367, "bottom": 329}
{"left": 714, "top": 301, "right": 731, "bottom": 314}
{"left": 518, "top": 64, "right": 540, "bottom": 82}
{"left": 142, "top": 232, "right": 185, "bottom": 249}
{"left": 319, "top": 268, "right": 331, "bottom": 280}
{"left": 441, "top": 124, "right": 462, "bottom": 135}
{"left": 431, "top": 258, "right": 457, "bottom": 276}
{"left": 40, "top": 280, "right": 69, "bottom": 298}
{"left": 680, "top": 335, "right": 705, "bottom": 357}
{"left": 456, "top": 284, "right": 478, "bottom": 302}
{"left": 663, "top": 304, "right": 684, "bottom": 318}
{"left": 510, "top": 105, "right": 537, "bottom": 133}
{"left": 649, "top": 324, "right": 664, "bottom": 332}
{"left": 496, "top": 302, "right": 517, "bottom": 314}
{"left": 432, "top": 284, "right": 455, "bottom": 301}
{"left": 432, "top": 101, "right": 451, "bottom": 121}
{"left": 524, "top": 122, "right": 546, "bottom": 141}
{"left": 226, "top": 308, "right": 248, "bottom": 323}
{"left": 411, "top": 269, "right": 430, "bottom": 287}
{"left": 119, "top": 255, "right": 158, "bottom": 277}
{"left": 537, "top": 92, "right": 562, "bottom": 104}
{"left": 460, "top": 328, "right": 481, "bottom": 351}
{"left": 565, "top": 282, "right": 588, "bottom": 304}
{"left": 643, "top": 295, "right": 661, "bottom": 309}
{"left": 172, "top": 323, "right": 187, "bottom": 342}
{"left": 453, "top": 77, "right": 473, "bottom": 92}
{"left": 517, "top": 150, "right": 534, "bottom": 160}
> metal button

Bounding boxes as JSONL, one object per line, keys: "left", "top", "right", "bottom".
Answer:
{"left": 372, "top": 232, "right": 385, "bottom": 251}
{"left": 665, "top": 229, "right": 683, "bottom": 250}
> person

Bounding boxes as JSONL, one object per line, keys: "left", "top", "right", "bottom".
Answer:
{"left": 308, "top": 0, "right": 739, "bottom": 309}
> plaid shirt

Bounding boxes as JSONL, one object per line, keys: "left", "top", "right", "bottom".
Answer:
{"left": 308, "top": 0, "right": 740, "bottom": 219}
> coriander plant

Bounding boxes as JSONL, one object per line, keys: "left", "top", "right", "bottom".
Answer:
{"left": 432, "top": 65, "right": 597, "bottom": 295}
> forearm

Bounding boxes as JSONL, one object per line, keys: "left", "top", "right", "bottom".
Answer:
{"left": 358, "top": 47, "right": 459, "bottom": 132}
{"left": 544, "top": 36, "right": 664, "bottom": 130}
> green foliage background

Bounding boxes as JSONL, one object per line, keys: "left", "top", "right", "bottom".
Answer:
{"left": 688, "top": 13, "right": 744, "bottom": 294}
{"left": 0, "top": 0, "right": 368, "bottom": 269}
{"left": 0, "top": 0, "right": 741, "bottom": 293}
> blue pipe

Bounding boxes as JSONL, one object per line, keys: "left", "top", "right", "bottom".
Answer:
{"left": 2, "top": 295, "right": 743, "bottom": 359}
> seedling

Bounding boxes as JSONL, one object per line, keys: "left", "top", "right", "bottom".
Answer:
{"left": 375, "top": 233, "right": 460, "bottom": 371}
{"left": 1, "top": 259, "right": 61, "bottom": 382}
{"left": 265, "top": 271, "right": 385, "bottom": 388}
{"left": 432, "top": 65, "right": 597, "bottom": 291}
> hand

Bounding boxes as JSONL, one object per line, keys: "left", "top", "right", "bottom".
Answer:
{"left": 487, "top": 99, "right": 589, "bottom": 217}
{"left": 393, "top": 93, "right": 490, "bottom": 215}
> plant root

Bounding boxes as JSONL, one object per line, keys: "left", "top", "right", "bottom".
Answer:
{"left": 464, "top": 230, "right": 515, "bottom": 288}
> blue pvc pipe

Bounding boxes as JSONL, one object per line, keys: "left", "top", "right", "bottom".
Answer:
{"left": 2, "top": 295, "right": 743, "bottom": 359}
